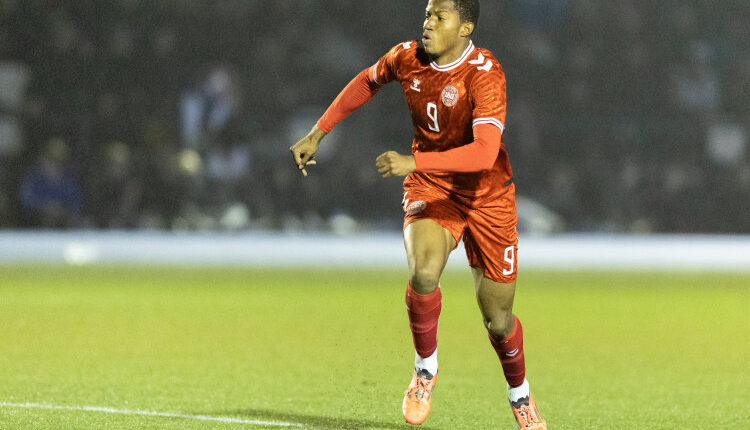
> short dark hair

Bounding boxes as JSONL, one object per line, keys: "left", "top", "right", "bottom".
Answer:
{"left": 450, "top": 0, "right": 479, "bottom": 26}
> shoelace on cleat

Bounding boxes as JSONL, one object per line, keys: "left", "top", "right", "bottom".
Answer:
{"left": 410, "top": 377, "right": 430, "bottom": 401}
{"left": 516, "top": 404, "right": 542, "bottom": 427}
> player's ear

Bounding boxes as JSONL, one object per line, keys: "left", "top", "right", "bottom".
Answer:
{"left": 459, "top": 22, "right": 474, "bottom": 37}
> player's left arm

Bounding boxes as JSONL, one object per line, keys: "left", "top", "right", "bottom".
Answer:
{"left": 376, "top": 151, "right": 417, "bottom": 178}
{"left": 376, "top": 123, "right": 501, "bottom": 176}
{"left": 412, "top": 123, "right": 501, "bottom": 172}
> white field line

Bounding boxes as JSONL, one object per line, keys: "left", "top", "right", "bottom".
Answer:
{"left": 0, "top": 402, "right": 304, "bottom": 427}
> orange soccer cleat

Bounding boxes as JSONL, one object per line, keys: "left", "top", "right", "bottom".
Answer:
{"left": 402, "top": 369, "right": 438, "bottom": 425}
{"left": 509, "top": 393, "right": 546, "bottom": 429}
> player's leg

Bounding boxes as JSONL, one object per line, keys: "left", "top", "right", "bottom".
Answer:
{"left": 404, "top": 218, "right": 457, "bottom": 365}
{"left": 401, "top": 189, "right": 463, "bottom": 372}
{"left": 470, "top": 267, "right": 522, "bottom": 383}
{"left": 401, "top": 218, "right": 457, "bottom": 425}
{"left": 404, "top": 218, "right": 456, "bottom": 367}
{"left": 470, "top": 269, "right": 544, "bottom": 429}
{"left": 405, "top": 217, "right": 456, "bottom": 294}
{"left": 471, "top": 267, "right": 524, "bottom": 388}
{"left": 464, "top": 199, "right": 546, "bottom": 429}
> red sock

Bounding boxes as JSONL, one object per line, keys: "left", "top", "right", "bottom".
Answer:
{"left": 489, "top": 315, "right": 526, "bottom": 387}
{"left": 405, "top": 283, "right": 442, "bottom": 358}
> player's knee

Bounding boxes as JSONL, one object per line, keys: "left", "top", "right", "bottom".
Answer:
{"left": 409, "top": 266, "right": 440, "bottom": 295}
{"left": 484, "top": 313, "right": 513, "bottom": 339}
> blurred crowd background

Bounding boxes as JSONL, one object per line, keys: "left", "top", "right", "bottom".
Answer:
{"left": 1, "top": 0, "right": 748, "bottom": 233}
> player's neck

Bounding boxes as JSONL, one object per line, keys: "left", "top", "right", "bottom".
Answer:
{"left": 433, "top": 38, "right": 471, "bottom": 66}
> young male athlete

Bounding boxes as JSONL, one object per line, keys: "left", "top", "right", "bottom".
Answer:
{"left": 290, "top": 1, "right": 546, "bottom": 428}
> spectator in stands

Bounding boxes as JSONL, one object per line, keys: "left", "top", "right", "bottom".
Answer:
{"left": 19, "top": 137, "right": 83, "bottom": 228}
{"left": 179, "top": 64, "right": 242, "bottom": 149}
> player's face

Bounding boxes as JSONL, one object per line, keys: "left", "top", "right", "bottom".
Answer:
{"left": 422, "top": 0, "right": 469, "bottom": 59}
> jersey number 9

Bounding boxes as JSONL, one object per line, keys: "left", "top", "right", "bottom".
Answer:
{"left": 427, "top": 102, "right": 440, "bottom": 132}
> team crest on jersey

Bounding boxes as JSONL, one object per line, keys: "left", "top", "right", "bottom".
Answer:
{"left": 441, "top": 85, "right": 459, "bottom": 107}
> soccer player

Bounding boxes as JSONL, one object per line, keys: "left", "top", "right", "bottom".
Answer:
{"left": 290, "top": 1, "right": 546, "bottom": 428}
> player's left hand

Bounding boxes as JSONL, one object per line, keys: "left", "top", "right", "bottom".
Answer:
{"left": 376, "top": 151, "right": 416, "bottom": 178}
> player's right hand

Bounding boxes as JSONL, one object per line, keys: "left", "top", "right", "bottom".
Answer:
{"left": 290, "top": 125, "right": 326, "bottom": 176}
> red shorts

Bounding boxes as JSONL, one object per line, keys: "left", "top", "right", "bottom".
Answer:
{"left": 402, "top": 180, "right": 518, "bottom": 283}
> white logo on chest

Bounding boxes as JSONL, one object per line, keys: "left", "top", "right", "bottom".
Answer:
{"left": 441, "top": 85, "right": 459, "bottom": 107}
{"left": 410, "top": 78, "right": 421, "bottom": 92}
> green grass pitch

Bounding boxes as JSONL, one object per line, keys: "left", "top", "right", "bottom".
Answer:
{"left": 0, "top": 265, "right": 748, "bottom": 429}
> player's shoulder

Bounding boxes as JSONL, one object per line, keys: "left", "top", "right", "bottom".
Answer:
{"left": 467, "top": 45, "right": 506, "bottom": 90}
{"left": 471, "top": 45, "right": 505, "bottom": 75}
{"left": 392, "top": 40, "right": 419, "bottom": 52}
{"left": 386, "top": 40, "right": 431, "bottom": 65}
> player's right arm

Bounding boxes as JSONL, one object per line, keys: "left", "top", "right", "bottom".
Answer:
{"left": 290, "top": 125, "right": 325, "bottom": 177}
{"left": 290, "top": 43, "right": 407, "bottom": 176}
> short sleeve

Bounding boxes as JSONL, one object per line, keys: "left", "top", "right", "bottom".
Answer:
{"left": 369, "top": 41, "right": 414, "bottom": 85}
{"left": 470, "top": 65, "right": 507, "bottom": 133}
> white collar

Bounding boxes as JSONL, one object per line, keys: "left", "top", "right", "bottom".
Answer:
{"left": 429, "top": 40, "right": 475, "bottom": 72}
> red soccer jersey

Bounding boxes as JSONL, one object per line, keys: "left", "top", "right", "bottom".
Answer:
{"left": 372, "top": 40, "right": 512, "bottom": 204}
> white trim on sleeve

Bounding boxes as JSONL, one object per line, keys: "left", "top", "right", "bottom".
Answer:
{"left": 472, "top": 117, "right": 505, "bottom": 133}
{"left": 371, "top": 64, "right": 380, "bottom": 85}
